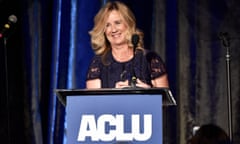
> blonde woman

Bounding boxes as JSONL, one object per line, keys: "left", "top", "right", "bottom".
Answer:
{"left": 86, "top": 1, "right": 169, "bottom": 89}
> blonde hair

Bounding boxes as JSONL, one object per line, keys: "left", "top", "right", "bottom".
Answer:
{"left": 89, "top": 1, "right": 144, "bottom": 56}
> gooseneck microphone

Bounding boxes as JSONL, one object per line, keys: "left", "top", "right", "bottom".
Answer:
{"left": 1, "top": 14, "right": 17, "bottom": 144}
{"left": 130, "top": 34, "right": 139, "bottom": 88}
{"left": 218, "top": 32, "right": 230, "bottom": 47}
{"left": 0, "top": 15, "right": 17, "bottom": 39}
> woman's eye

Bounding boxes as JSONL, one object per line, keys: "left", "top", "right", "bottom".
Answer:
{"left": 116, "top": 21, "right": 121, "bottom": 25}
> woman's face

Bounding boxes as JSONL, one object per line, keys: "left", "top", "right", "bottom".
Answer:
{"left": 104, "top": 10, "right": 128, "bottom": 47}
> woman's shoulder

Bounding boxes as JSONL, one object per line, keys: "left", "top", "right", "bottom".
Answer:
{"left": 145, "top": 50, "right": 161, "bottom": 59}
{"left": 136, "top": 49, "right": 163, "bottom": 62}
{"left": 90, "top": 51, "right": 113, "bottom": 66}
{"left": 90, "top": 55, "right": 101, "bottom": 63}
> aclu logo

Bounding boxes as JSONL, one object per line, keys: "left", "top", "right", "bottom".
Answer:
{"left": 77, "top": 114, "right": 152, "bottom": 142}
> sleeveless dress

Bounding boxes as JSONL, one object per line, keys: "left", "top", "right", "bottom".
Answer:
{"left": 86, "top": 49, "right": 167, "bottom": 88}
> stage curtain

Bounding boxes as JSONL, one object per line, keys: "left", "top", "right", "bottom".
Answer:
{"left": 176, "top": 0, "right": 240, "bottom": 143}
{"left": 20, "top": 0, "right": 101, "bottom": 143}
{"left": 48, "top": 0, "right": 101, "bottom": 143}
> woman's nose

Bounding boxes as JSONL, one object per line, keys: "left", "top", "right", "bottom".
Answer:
{"left": 111, "top": 25, "right": 117, "bottom": 33}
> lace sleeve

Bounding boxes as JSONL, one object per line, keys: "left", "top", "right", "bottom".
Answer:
{"left": 86, "top": 56, "right": 101, "bottom": 80}
{"left": 146, "top": 51, "right": 167, "bottom": 79}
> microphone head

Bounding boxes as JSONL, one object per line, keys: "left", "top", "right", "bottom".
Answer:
{"left": 8, "top": 15, "right": 17, "bottom": 24}
{"left": 0, "top": 15, "right": 18, "bottom": 38}
{"left": 218, "top": 32, "right": 230, "bottom": 47}
{"left": 131, "top": 34, "right": 139, "bottom": 47}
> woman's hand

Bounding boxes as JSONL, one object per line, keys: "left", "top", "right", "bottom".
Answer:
{"left": 115, "top": 80, "right": 129, "bottom": 88}
{"left": 115, "top": 79, "right": 152, "bottom": 88}
{"left": 136, "top": 79, "right": 151, "bottom": 88}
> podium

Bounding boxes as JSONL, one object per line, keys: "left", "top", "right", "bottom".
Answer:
{"left": 56, "top": 88, "right": 176, "bottom": 144}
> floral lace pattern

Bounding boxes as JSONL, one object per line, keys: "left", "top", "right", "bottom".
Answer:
{"left": 86, "top": 50, "right": 167, "bottom": 88}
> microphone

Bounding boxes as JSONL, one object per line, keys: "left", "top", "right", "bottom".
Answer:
{"left": 218, "top": 32, "right": 230, "bottom": 47}
{"left": 131, "top": 34, "right": 139, "bottom": 52}
{"left": 0, "top": 15, "right": 17, "bottom": 39}
{"left": 130, "top": 34, "right": 139, "bottom": 88}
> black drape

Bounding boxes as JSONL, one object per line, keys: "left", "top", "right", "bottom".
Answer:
{"left": 0, "top": 0, "right": 25, "bottom": 143}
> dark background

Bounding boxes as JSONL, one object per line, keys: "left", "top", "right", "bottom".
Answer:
{"left": 0, "top": 0, "right": 25, "bottom": 143}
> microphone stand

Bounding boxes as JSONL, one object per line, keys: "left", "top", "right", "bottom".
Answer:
{"left": 2, "top": 37, "right": 11, "bottom": 144}
{"left": 130, "top": 49, "right": 137, "bottom": 88}
{"left": 130, "top": 42, "right": 137, "bottom": 88}
{"left": 130, "top": 34, "right": 139, "bottom": 88}
{"left": 1, "top": 16, "right": 16, "bottom": 143}
{"left": 219, "top": 32, "right": 233, "bottom": 141}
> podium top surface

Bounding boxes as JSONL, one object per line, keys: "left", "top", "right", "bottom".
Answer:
{"left": 55, "top": 88, "right": 176, "bottom": 107}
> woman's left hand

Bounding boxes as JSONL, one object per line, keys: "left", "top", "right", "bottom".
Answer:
{"left": 136, "top": 79, "right": 151, "bottom": 88}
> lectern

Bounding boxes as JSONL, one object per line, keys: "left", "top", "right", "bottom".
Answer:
{"left": 56, "top": 88, "right": 176, "bottom": 144}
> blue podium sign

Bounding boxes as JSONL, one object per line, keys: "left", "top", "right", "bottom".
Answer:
{"left": 66, "top": 94, "right": 162, "bottom": 144}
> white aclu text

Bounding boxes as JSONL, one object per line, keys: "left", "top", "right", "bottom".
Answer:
{"left": 77, "top": 114, "right": 152, "bottom": 142}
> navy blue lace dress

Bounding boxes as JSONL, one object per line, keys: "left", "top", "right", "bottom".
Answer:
{"left": 86, "top": 50, "right": 167, "bottom": 88}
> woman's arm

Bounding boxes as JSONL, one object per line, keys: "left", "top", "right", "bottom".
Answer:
{"left": 86, "top": 79, "right": 101, "bottom": 89}
{"left": 151, "top": 74, "right": 169, "bottom": 88}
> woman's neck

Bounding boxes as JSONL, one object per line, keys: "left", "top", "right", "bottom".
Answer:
{"left": 111, "top": 45, "right": 133, "bottom": 62}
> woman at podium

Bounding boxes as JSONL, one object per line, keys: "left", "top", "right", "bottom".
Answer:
{"left": 86, "top": 1, "right": 169, "bottom": 89}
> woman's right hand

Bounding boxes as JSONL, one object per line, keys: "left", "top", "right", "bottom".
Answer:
{"left": 115, "top": 80, "right": 129, "bottom": 88}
